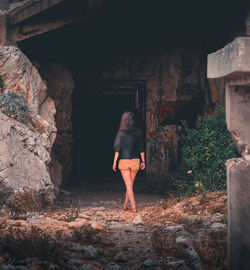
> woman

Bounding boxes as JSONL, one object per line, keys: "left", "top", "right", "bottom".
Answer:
{"left": 112, "top": 111, "right": 145, "bottom": 213}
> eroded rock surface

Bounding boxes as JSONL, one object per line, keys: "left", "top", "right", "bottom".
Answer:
{"left": 39, "top": 62, "right": 74, "bottom": 186}
{"left": 0, "top": 45, "right": 56, "bottom": 203}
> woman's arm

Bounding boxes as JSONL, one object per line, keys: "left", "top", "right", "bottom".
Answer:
{"left": 140, "top": 152, "right": 145, "bottom": 170}
{"left": 113, "top": 151, "right": 119, "bottom": 171}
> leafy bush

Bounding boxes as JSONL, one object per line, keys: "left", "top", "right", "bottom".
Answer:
{"left": 0, "top": 75, "right": 3, "bottom": 88}
{"left": 179, "top": 108, "right": 239, "bottom": 194}
{"left": 0, "top": 91, "right": 29, "bottom": 123}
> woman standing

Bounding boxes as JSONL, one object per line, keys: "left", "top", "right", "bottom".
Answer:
{"left": 112, "top": 111, "right": 145, "bottom": 213}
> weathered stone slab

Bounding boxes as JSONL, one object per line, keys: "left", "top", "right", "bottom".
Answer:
{"left": 226, "top": 85, "right": 250, "bottom": 149}
{"left": 207, "top": 37, "right": 250, "bottom": 79}
{"left": 227, "top": 158, "right": 250, "bottom": 270}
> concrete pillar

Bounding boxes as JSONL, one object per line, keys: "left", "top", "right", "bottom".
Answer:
{"left": 226, "top": 84, "right": 250, "bottom": 269}
{"left": 208, "top": 37, "right": 250, "bottom": 270}
{"left": 227, "top": 158, "right": 250, "bottom": 270}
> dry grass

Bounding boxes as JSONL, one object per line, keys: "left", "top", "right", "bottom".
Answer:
{"left": 0, "top": 226, "right": 67, "bottom": 266}
{"left": 143, "top": 190, "right": 227, "bottom": 269}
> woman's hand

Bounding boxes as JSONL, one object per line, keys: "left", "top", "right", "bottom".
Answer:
{"left": 140, "top": 162, "right": 145, "bottom": 170}
{"left": 112, "top": 162, "right": 117, "bottom": 171}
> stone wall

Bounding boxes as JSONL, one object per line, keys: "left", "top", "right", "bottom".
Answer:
{"left": 78, "top": 47, "right": 217, "bottom": 178}
{"left": 0, "top": 45, "right": 56, "bottom": 203}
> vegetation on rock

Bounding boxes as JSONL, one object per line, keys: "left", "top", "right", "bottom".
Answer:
{"left": 179, "top": 108, "right": 239, "bottom": 195}
{"left": 0, "top": 91, "right": 29, "bottom": 123}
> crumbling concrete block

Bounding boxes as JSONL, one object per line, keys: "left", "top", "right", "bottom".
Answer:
{"left": 227, "top": 158, "right": 250, "bottom": 270}
{"left": 207, "top": 37, "right": 250, "bottom": 79}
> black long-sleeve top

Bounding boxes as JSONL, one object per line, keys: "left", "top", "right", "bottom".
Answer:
{"left": 113, "top": 129, "right": 144, "bottom": 159}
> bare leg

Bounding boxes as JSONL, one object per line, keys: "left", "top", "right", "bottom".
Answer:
{"left": 121, "top": 169, "right": 139, "bottom": 212}
{"left": 120, "top": 169, "right": 136, "bottom": 212}
{"left": 123, "top": 192, "right": 129, "bottom": 210}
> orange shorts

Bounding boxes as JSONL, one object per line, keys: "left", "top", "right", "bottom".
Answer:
{"left": 118, "top": 158, "right": 140, "bottom": 172}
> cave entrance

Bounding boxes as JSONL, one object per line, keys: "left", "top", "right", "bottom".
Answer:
{"left": 72, "top": 81, "right": 146, "bottom": 185}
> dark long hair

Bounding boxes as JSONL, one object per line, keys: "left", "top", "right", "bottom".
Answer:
{"left": 119, "top": 111, "right": 136, "bottom": 132}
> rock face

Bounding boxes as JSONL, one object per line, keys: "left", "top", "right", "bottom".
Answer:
{"left": 0, "top": 45, "right": 56, "bottom": 203}
{"left": 39, "top": 62, "right": 74, "bottom": 187}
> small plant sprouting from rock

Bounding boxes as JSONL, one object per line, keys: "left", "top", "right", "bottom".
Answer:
{"left": 0, "top": 75, "right": 3, "bottom": 88}
{"left": 0, "top": 91, "right": 29, "bottom": 123}
{"left": 7, "top": 188, "right": 41, "bottom": 219}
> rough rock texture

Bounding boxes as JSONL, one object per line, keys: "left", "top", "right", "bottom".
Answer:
{"left": 0, "top": 45, "right": 56, "bottom": 202}
{"left": 39, "top": 62, "right": 74, "bottom": 187}
{"left": 0, "top": 111, "right": 55, "bottom": 203}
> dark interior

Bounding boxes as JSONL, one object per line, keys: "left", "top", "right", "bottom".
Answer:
{"left": 17, "top": 0, "right": 248, "bottom": 185}
{"left": 72, "top": 85, "right": 137, "bottom": 181}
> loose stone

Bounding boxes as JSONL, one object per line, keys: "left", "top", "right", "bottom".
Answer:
{"left": 105, "top": 262, "right": 120, "bottom": 270}
{"left": 83, "top": 245, "right": 98, "bottom": 259}
{"left": 143, "top": 259, "right": 156, "bottom": 267}
{"left": 115, "top": 251, "right": 127, "bottom": 262}
{"left": 133, "top": 215, "right": 144, "bottom": 225}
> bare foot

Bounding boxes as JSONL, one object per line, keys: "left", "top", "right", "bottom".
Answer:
{"left": 123, "top": 203, "right": 128, "bottom": 211}
{"left": 131, "top": 207, "right": 137, "bottom": 213}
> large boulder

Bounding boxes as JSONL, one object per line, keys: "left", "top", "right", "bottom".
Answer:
{"left": 0, "top": 45, "right": 56, "bottom": 203}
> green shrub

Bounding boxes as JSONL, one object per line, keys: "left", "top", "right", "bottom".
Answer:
{"left": 179, "top": 108, "right": 239, "bottom": 194}
{"left": 0, "top": 75, "right": 3, "bottom": 88}
{"left": 0, "top": 91, "right": 29, "bottom": 123}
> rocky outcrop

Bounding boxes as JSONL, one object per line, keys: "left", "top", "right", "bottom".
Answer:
{"left": 39, "top": 62, "right": 74, "bottom": 187}
{"left": 0, "top": 45, "right": 56, "bottom": 203}
{"left": 0, "top": 111, "right": 55, "bottom": 203}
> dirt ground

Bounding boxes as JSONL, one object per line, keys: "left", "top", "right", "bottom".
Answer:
{"left": 0, "top": 177, "right": 227, "bottom": 270}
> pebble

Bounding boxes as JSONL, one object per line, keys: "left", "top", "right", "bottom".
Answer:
{"left": 0, "top": 266, "right": 28, "bottom": 270}
{"left": 210, "top": 213, "right": 224, "bottom": 222}
{"left": 26, "top": 212, "right": 44, "bottom": 220}
{"left": 143, "top": 259, "right": 156, "bottom": 267}
{"left": 211, "top": 222, "right": 226, "bottom": 232}
{"left": 105, "top": 262, "right": 120, "bottom": 270}
{"left": 68, "top": 258, "right": 84, "bottom": 267}
{"left": 133, "top": 215, "right": 144, "bottom": 225}
{"left": 176, "top": 236, "right": 188, "bottom": 246}
{"left": 124, "top": 226, "right": 133, "bottom": 232}
{"left": 80, "top": 264, "right": 98, "bottom": 270}
{"left": 115, "top": 252, "right": 127, "bottom": 262}
{"left": 165, "top": 224, "right": 183, "bottom": 232}
{"left": 167, "top": 259, "right": 186, "bottom": 268}
{"left": 84, "top": 245, "right": 98, "bottom": 259}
